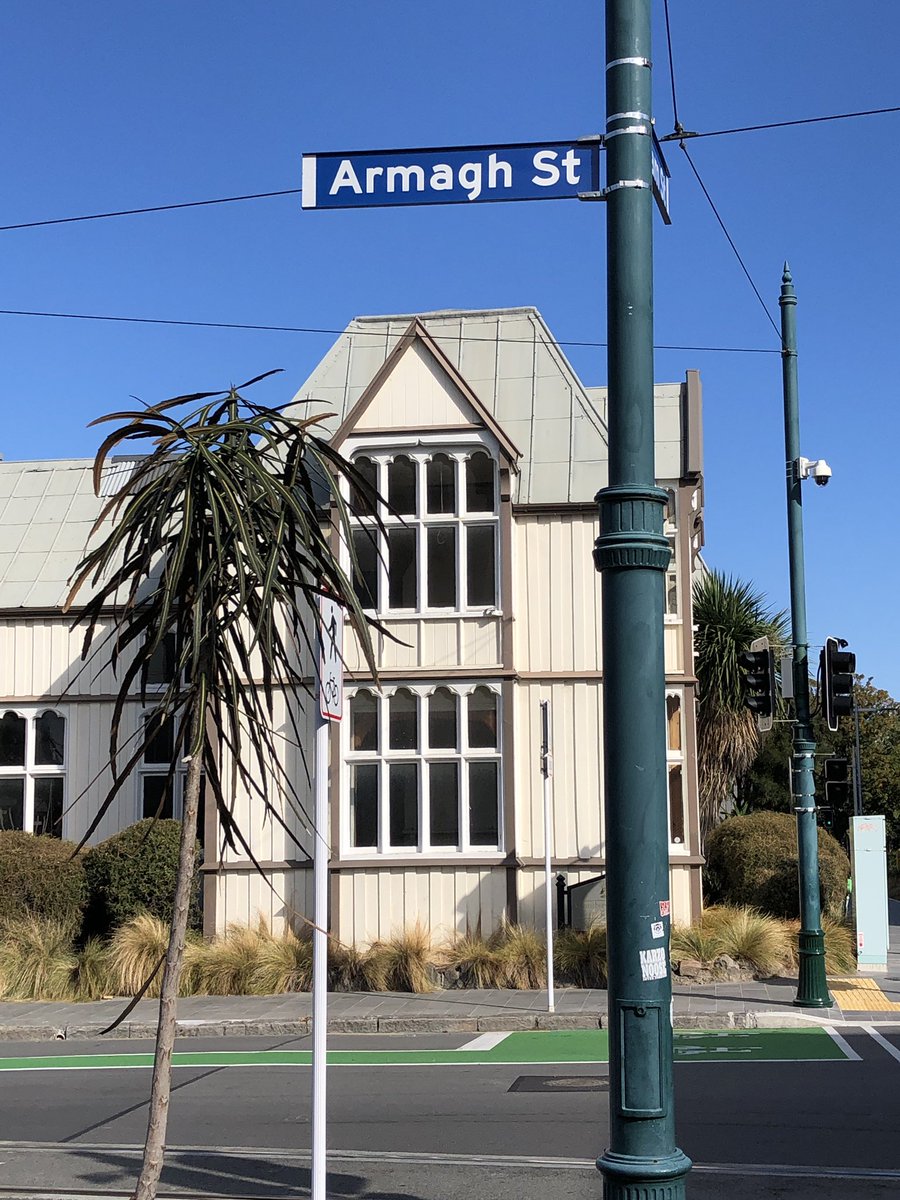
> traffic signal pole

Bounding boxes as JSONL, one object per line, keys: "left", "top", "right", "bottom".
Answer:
{"left": 594, "top": 2, "right": 691, "bottom": 1194}
{"left": 779, "top": 265, "right": 833, "bottom": 1008}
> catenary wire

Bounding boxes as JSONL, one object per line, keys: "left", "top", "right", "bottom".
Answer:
{"left": 663, "top": 0, "right": 683, "bottom": 135}
{"left": 0, "top": 189, "right": 302, "bottom": 232}
{"left": 0, "top": 307, "right": 780, "bottom": 354}
{"left": 659, "top": 104, "right": 900, "bottom": 142}
{"left": 678, "top": 144, "right": 781, "bottom": 341}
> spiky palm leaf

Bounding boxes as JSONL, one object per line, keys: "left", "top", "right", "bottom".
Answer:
{"left": 692, "top": 571, "right": 788, "bottom": 845}
{"left": 64, "top": 374, "right": 381, "bottom": 1200}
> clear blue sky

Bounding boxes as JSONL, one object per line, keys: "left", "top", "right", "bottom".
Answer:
{"left": 3, "top": 2, "right": 897, "bottom": 695}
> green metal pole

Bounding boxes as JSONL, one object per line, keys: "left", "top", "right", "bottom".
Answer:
{"left": 779, "top": 264, "right": 833, "bottom": 1009}
{"left": 594, "top": 2, "right": 691, "bottom": 1195}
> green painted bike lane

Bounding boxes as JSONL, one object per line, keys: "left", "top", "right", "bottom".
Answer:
{"left": 0, "top": 1028, "right": 848, "bottom": 1071}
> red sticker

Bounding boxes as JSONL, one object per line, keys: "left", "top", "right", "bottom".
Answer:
{"left": 659, "top": 900, "right": 671, "bottom": 918}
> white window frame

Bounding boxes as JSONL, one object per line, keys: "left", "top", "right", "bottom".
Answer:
{"left": 0, "top": 707, "right": 67, "bottom": 836}
{"left": 663, "top": 488, "right": 680, "bottom": 622}
{"left": 344, "top": 438, "right": 501, "bottom": 618}
{"left": 665, "top": 689, "right": 687, "bottom": 852}
{"left": 138, "top": 709, "right": 188, "bottom": 823}
{"left": 343, "top": 682, "right": 504, "bottom": 858}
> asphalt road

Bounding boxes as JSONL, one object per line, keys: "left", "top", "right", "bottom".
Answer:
{"left": 0, "top": 1028, "right": 898, "bottom": 1199}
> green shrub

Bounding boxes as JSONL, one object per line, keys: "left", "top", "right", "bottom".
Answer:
{"left": 82, "top": 819, "right": 200, "bottom": 937}
{"left": 705, "top": 812, "right": 849, "bottom": 919}
{"left": 0, "top": 832, "right": 87, "bottom": 932}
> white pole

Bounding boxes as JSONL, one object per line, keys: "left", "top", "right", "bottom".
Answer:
{"left": 540, "top": 700, "right": 555, "bottom": 1014}
{"left": 311, "top": 710, "right": 329, "bottom": 1200}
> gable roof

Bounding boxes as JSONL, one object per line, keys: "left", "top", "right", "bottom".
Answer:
{"left": 288, "top": 306, "right": 611, "bottom": 504}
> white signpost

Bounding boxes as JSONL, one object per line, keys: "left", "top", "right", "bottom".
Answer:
{"left": 313, "top": 595, "right": 343, "bottom": 1200}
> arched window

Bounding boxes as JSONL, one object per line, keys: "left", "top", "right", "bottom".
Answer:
{"left": 0, "top": 709, "right": 66, "bottom": 836}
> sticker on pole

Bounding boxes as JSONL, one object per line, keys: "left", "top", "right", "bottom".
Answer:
{"left": 318, "top": 595, "right": 344, "bottom": 721}
{"left": 650, "top": 921, "right": 665, "bottom": 939}
{"left": 639, "top": 947, "right": 667, "bottom": 982}
{"left": 658, "top": 900, "right": 671, "bottom": 918}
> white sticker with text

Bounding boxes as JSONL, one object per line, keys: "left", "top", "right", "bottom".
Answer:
{"left": 639, "top": 947, "right": 667, "bottom": 981}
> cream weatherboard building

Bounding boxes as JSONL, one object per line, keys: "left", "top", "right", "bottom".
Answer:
{"left": 0, "top": 307, "right": 705, "bottom": 944}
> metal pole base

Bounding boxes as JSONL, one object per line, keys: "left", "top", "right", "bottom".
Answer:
{"left": 597, "top": 1149, "right": 692, "bottom": 1199}
{"left": 793, "top": 927, "right": 834, "bottom": 1008}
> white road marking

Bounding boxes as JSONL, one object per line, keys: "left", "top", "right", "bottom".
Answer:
{"left": 822, "top": 1025, "right": 862, "bottom": 1061}
{"left": 457, "top": 1031, "right": 511, "bottom": 1052}
{"left": 864, "top": 1023, "right": 900, "bottom": 1064}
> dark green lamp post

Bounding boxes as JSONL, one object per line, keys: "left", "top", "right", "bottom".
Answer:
{"left": 779, "top": 264, "right": 834, "bottom": 1009}
{"left": 594, "top": 0, "right": 691, "bottom": 1195}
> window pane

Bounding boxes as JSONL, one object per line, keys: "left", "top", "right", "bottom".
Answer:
{"left": 352, "top": 527, "right": 378, "bottom": 609}
{"left": 34, "top": 777, "right": 64, "bottom": 837}
{"left": 145, "top": 713, "right": 175, "bottom": 764}
{"left": 147, "top": 632, "right": 177, "bottom": 686}
{"left": 350, "top": 456, "right": 378, "bottom": 517}
{"left": 466, "top": 525, "right": 496, "bottom": 606}
{"left": 388, "top": 527, "right": 417, "bottom": 608}
{"left": 0, "top": 778, "right": 24, "bottom": 831}
{"left": 426, "top": 454, "right": 456, "bottom": 514}
{"left": 389, "top": 763, "right": 419, "bottom": 847}
{"left": 669, "top": 766, "right": 685, "bottom": 845}
{"left": 428, "top": 688, "right": 457, "bottom": 749}
{"left": 142, "top": 775, "right": 174, "bottom": 820}
{"left": 427, "top": 526, "right": 456, "bottom": 607}
{"left": 469, "top": 761, "right": 499, "bottom": 845}
{"left": 429, "top": 762, "right": 459, "bottom": 847}
{"left": 666, "top": 695, "right": 682, "bottom": 753}
{"left": 351, "top": 764, "right": 378, "bottom": 848}
{"left": 468, "top": 687, "right": 498, "bottom": 749}
{"left": 351, "top": 690, "right": 378, "bottom": 752}
{"left": 0, "top": 712, "right": 26, "bottom": 767}
{"left": 389, "top": 689, "right": 418, "bottom": 749}
{"left": 465, "top": 452, "right": 495, "bottom": 511}
{"left": 34, "top": 711, "right": 65, "bottom": 766}
{"left": 388, "top": 455, "right": 416, "bottom": 515}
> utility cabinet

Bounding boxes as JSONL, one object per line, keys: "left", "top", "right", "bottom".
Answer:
{"left": 850, "top": 815, "right": 889, "bottom": 971}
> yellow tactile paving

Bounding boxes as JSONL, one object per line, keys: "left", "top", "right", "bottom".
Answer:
{"left": 829, "top": 977, "right": 900, "bottom": 1011}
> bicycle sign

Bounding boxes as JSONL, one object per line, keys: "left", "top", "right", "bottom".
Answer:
{"left": 318, "top": 595, "right": 344, "bottom": 721}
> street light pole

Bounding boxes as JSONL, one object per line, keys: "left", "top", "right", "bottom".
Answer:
{"left": 594, "top": 1, "right": 691, "bottom": 1195}
{"left": 779, "top": 264, "right": 833, "bottom": 1009}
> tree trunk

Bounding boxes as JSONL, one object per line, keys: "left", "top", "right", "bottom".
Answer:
{"left": 133, "top": 708, "right": 204, "bottom": 1200}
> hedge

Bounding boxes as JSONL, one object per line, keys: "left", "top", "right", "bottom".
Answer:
{"left": 705, "top": 811, "right": 849, "bottom": 919}
{"left": 0, "top": 832, "right": 87, "bottom": 931}
{"left": 82, "top": 819, "right": 201, "bottom": 937}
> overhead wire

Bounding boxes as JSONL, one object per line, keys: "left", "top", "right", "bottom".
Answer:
{"left": 0, "top": 306, "right": 780, "bottom": 355}
{"left": 0, "top": 189, "right": 302, "bottom": 232}
{"left": 659, "top": 104, "right": 900, "bottom": 142}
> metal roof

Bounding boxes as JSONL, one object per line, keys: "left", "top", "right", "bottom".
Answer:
{"left": 0, "top": 308, "right": 695, "bottom": 611}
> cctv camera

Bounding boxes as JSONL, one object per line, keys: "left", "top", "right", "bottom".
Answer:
{"left": 812, "top": 459, "right": 832, "bottom": 487}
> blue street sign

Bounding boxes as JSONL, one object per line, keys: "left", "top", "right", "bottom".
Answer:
{"left": 302, "top": 141, "right": 601, "bottom": 210}
{"left": 650, "top": 129, "right": 671, "bottom": 225}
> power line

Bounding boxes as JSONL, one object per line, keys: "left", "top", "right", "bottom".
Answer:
{"left": 678, "top": 144, "right": 781, "bottom": 340}
{"left": 0, "top": 306, "right": 780, "bottom": 355}
{"left": 662, "top": 0, "right": 684, "bottom": 137}
{"left": 0, "top": 189, "right": 302, "bottom": 232}
{"left": 659, "top": 104, "right": 900, "bottom": 142}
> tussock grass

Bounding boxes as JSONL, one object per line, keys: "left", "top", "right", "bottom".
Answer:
{"left": 197, "top": 921, "right": 268, "bottom": 996}
{"left": 364, "top": 923, "right": 436, "bottom": 993}
{"left": 670, "top": 923, "right": 725, "bottom": 966}
{"left": 783, "top": 915, "right": 857, "bottom": 976}
{"left": 0, "top": 915, "right": 77, "bottom": 1000}
{"left": 497, "top": 924, "right": 547, "bottom": 989}
{"left": 328, "top": 939, "right": 370, "bottom": 992}
{"left": 108, "top": 913, "right": 171, "bottom": 998}
{"left": 554, "top": 924, "right": 608, "bottom": 988}
{"left": 73, "top": 937, "right": 114, "bottom": 1001}
{"left": 442, "top": 929, "right": 506, "bottom": 989}
{"left": 702, "top": 906, "right": 790, "bottom": 978}
{"left": 252, "top": 927, "right": 313, "bottom": 994}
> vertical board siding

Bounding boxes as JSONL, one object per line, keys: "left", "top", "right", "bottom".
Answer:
{"left": 516, "top": 680, "right": 603, "bottom": 861}
{"left": 215, "top": 867, "right": 313, "bottom": 935}
{"left": 514, "top": 515, "right": 602, "bottom": 674}
{"left": 335, "top": 866, "right": 507, "bottom": 948}
{"left": 343, "top": 617, "right": 501, "bottom": 674}
{"left": 356, "top": 342, "right": 473, "bottom": 430}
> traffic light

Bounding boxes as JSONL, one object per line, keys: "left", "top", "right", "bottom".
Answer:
{"left": 824, "top": 757, "right": 850, "bottom": 808}
{"left": 738, "top": 636, "right": 776, "bottom": 729}
{"left": 816, "top": 805, "right": 834, "bottom": 833}
{"left": 820, "top": 636, "right": 856, "bottom": 732}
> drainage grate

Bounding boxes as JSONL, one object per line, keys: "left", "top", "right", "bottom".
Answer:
{"left": 509, "top": 1075, "right": 609, "bottom": 1093}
